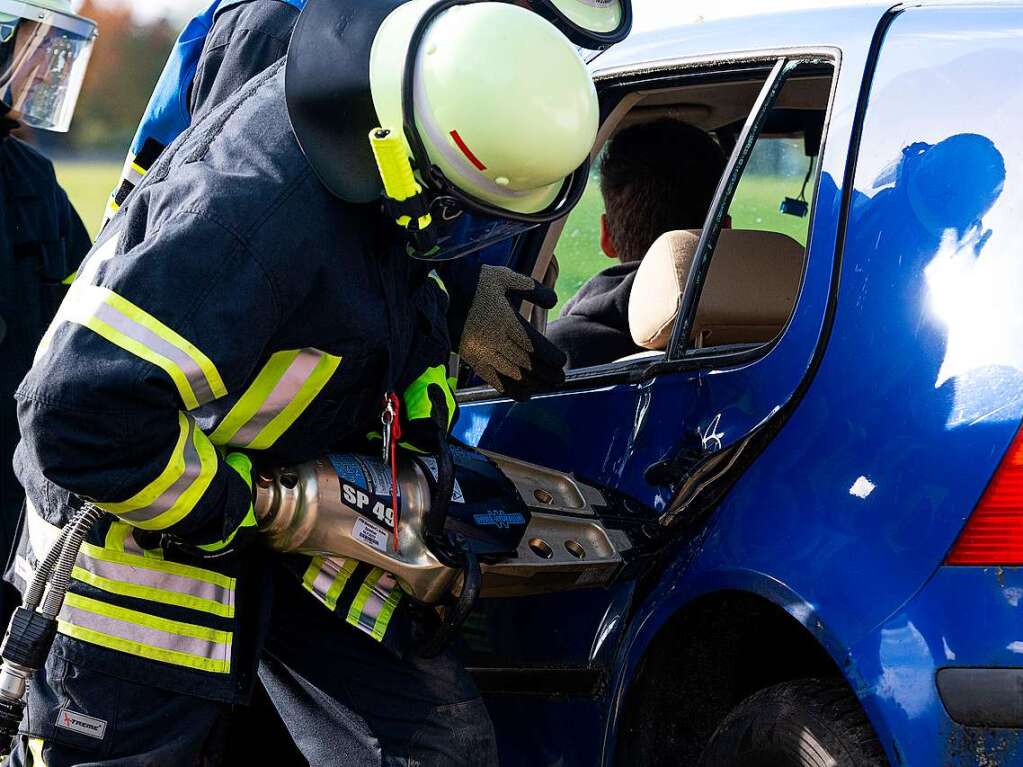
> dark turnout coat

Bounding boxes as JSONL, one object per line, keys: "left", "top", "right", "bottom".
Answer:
{"left": 10, "top": 63, "right": 450, "bottom": 703}
{"left": 0, "top": 132, "right": 90, "bottom": 598}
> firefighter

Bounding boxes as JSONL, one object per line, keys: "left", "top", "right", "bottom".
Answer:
{"left": 0, "top": 0, "right": 95, "bottom": 630}
{"left": 5, "top": 0, "right": 598, "bottom": 764}
{"left": 103, "top": 0, "right": 633, "bottom": 401}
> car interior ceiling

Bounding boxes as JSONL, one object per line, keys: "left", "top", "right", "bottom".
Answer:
{"left": 532, "top": 72, "right": 833, "bottom": 370}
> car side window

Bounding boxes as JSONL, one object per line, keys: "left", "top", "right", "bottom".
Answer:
{"left": 726, "top": 135, "right": 817, "bottom": 248}
{"left": 541, "top": 66, "right": 833, "bottom": 373}
{"left": 680, "top": 74, "right": 831, "bottom": 353}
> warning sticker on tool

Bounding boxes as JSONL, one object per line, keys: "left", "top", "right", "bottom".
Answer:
{"left": 416, "top": 457, "right": 465, "bottom": 503}
{"left": 353, "top": 517, "right": 390, "bottom": 553}
{"left": 329, "top": 454, "right": 369, "bottom": 489}
{"left": 331, "top": 454, "right": 397, "bottom": 528}
{"left": 330, "top": 454, "right": 399, "bottom": 499}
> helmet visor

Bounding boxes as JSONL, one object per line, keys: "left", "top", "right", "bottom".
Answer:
{"left": 527, "top": 0, "right": 632, "bottom": 49}
{"left": 412, "top": 203, "right": 538, "bottom": 262}
{"left": 0, "top": 0, "right": 96, "bottom": 132}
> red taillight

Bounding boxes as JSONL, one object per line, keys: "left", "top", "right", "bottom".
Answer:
{"left": 946, "top": 429, "right": 1023, "bottom": 566}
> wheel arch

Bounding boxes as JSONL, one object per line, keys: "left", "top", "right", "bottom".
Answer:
{"left": 609, "top": 588, "right": 868, "bottom": 766}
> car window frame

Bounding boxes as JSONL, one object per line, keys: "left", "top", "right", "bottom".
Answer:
{"left": 458, "top": 48, "right": 841, "bottom": 405}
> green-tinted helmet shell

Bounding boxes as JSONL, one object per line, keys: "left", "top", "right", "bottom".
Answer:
{"left": 287, "top": 0, "right": 598, "bottom": 217}
{"left": 369, "top": 0, "right": 598, "bottom": 214}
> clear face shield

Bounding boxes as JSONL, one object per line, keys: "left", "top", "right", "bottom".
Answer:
{"left": 0, "top": 0, "right": 96, "bottom": 132}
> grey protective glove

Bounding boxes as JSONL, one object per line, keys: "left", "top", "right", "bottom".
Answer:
{"left": 459, "top": 265, "right": 568, "bottom": 400}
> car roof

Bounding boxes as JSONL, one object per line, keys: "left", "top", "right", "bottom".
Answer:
{"left": 590, "top": 2, "right": 1017, "bottom": 77}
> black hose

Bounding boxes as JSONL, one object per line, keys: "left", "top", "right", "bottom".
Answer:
{"left": 417, "top": 550, "right": 481, "bottom": 658}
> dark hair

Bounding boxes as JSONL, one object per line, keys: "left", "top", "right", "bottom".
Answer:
{"left": 600, "top": 119, "right": 726, "bottom": 263}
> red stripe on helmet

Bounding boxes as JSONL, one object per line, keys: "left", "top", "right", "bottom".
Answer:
{"left": 449, "top": 130, "right": 487, "bottom": 172}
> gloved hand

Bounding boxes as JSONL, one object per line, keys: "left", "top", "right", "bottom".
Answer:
{"left": 395, "top": 366, "right": 457, "bottom": 455}
{"left": 458, "top": 265, "right": 567, "bottom": 400}
{"left": 138, "top": 452, "right": 258, "bottom": 558}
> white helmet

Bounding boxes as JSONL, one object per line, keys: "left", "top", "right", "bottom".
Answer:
{"left": 287, "top": 0, "right": 600, "bottom": 257}
{"left": 0, "top": 0, "right": 96, "bottom": 132}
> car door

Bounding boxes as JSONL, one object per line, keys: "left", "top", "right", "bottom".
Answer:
{"left": 452, "top": 37, "right": 861, "bottom": 765}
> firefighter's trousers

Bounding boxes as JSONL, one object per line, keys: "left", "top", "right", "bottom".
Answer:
{"left": 4, "top": 567, "right": 497, "bottom": 766}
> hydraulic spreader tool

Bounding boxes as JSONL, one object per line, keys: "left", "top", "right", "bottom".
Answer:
{"left": 0, "top": 442, "right": 637, "bottom": 755}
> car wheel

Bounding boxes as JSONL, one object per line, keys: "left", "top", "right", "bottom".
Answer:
{"left": 699, "top": 678, "right": 887, "bottom": 767}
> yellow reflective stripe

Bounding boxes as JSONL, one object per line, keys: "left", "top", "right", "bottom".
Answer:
{"left": 196, "top": 452, "right": 254, "bottom": 553}
{"left": 245, "top": 350, "right": 340, "bottom": 449}
{"left": 25, "top": 498, "right": 235, "bottom": 594}
{"left": 98, "top": 288, "right": 226, "bottom": 404}
{"left": 373, "top": 583, "right": 402, "bottom": 641}
{"left": 63, "top": 285, "right": 226, "bottom": 409}
{"left": 28, "top": 737, "right": 46, "bottom": 767}
{"left": 346, "top": 569, "right": 402, "bottom": 642}
{"left": 58, "top": 623, "right": 230, "bottom": 675}
{"left": 58, "top": 593, "right": 231, "bottom": 674}
{"left": 196, "top": 507, "right": 255, "bottom": 554}
{"left": 140, "top": 423, "right": 218, "bottom": 531}
{"left": 95, "top": 413, "right": 219, "bottom": 531}
{"left": 70, "top": 565, "right": 233, "bottom": 618}
{"left": 302, "top": 556, "right": 357, "bottom": 611}
{"left": 103, "top": 520, "right": 163, "bottom": 560}
{"left": 212, "top": 350, "right": 341, "bottom": 451}
{"left": 61, "top": 270, "right": 77, "bottom": 286}
{"left": 79, "top": 541, "right": 235, "bottom": 590}
{"left": 63, "top": 593, "right": 230, "bottom": 642}
{"left": 97, "top": 411, "right": 189, "bottom": 514}
{"left": 209, "top": 351, "right": 300, "bottom": 445}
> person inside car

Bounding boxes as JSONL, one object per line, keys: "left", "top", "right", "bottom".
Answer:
{"left": 547, "top": 118, "right": 726, "bottom": 368}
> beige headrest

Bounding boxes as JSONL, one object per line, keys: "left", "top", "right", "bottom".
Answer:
{"left": 629, "top": 229, "right": 804, "bottom": 350}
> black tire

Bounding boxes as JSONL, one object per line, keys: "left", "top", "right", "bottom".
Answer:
{"left": 699, "top": 678, "right": 888, "bottom": 767}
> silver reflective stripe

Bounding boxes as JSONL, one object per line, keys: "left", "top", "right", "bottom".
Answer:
{"left": 228, "top": 350, "right": 324, "bottom": 445}
{"left": 118, "top": 418, "right": 202, "bottom": 524}
{"left": 91, "top": 302, "right": 216, "bottom": 406}
{"left": 76, "top": 552, "right": 234, "bottom": 610}
{"left": 59, "top": 604, "right": 231, "bottom": 664}
{"left": 309, "top": 560, "right": 342, "bottom": 603}
{"left": 352, "top": 571, "right": 399, "bottom": 635}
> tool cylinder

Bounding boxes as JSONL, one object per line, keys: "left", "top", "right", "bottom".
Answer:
{"left": 254, "top": 454, "right": 461, "bottom": 604}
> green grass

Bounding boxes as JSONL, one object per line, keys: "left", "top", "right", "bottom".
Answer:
{"left": 552, "top": 174, "right": 814, "bottom": 316}
{"left": 51, "top": 163, "right": 814, "bottom": 318}
{"left": 54, "top": 161, "right": 122, "bottom": 239}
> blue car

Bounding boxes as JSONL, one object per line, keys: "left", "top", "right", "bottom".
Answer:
{"left": 452, "top": 3, "right": 1023, "bottom": 765}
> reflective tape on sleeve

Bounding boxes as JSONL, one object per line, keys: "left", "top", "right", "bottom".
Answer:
{"left": 346, "top": 569, "right": 402, "bottom": 642}
{"left": 209, "top": 349, "right": 341, "bottom": 450}
{"left": 96, "top": 412, "right": 218, "bottom": 531}
{"left": 302, "top": 556, "right": 357, "bottom": 612}
{"left": 57, "top": 592, "right": 232, "bottom": 674}
{"left": 61, "top": 284, "right": 226, "bottom": 410}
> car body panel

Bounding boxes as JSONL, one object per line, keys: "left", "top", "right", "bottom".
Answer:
{"left": 456, "top": 3, "right": 1023, "bottom": 765}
